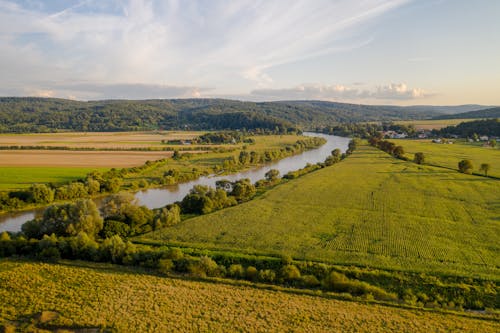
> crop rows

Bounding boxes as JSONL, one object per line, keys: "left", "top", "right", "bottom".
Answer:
{"left": 148, "top": 145, "right": 500, "bottom": 277}
{"left": 1, "top": 260, "right": 498, "bottom": 332}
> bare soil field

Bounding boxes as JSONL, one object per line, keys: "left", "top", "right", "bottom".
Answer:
{"left": 0, "top": 150, "right": 176, "bottom": 167}
{"left": 0, "top": 131, "right": 201, "bottom": 149}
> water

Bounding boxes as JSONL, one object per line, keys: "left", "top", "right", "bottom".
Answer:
{"left": 0, "top": 133, "right": 349, "bottom": 232}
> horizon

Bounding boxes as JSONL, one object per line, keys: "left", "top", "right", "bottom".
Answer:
{"left": 0, "top": 95, "right": 497, "bottom": 109}
{"left": 1, "top": 0, "right": 499, "bottom": 105}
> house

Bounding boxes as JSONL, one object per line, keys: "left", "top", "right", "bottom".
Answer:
{"left": 479, "top": 135, "right": 489, "bottom": 141}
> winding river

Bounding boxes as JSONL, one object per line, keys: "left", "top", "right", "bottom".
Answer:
{"left": 0, "top": 133, "right": 349, "bottom": 233}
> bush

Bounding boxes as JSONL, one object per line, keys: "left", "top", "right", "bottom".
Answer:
{"left": 458, "top": 159, "right": 473, "bottom": 174}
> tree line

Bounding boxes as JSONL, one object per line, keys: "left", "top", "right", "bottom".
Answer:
{"left": 0, "top": 97, "right": 442, "bottom": 134}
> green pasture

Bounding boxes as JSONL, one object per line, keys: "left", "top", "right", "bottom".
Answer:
{"left": 394, "top": 139, "right": 500, "bottom": 177}
{"left": 0, "top": 167, "right": 106, "bottom": 190}
{"left": 144, "top": 145, "right": 500, "bottom": 278}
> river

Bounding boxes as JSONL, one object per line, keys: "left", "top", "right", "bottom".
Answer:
{"left": 0, "top": 133, "right": 349, "bottom": 233}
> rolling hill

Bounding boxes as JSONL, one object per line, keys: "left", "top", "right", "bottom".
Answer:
{"left": 0, "top": 97, "right": 491, "bottom": 133}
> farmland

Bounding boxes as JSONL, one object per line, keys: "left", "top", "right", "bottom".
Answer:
{"left": 0, "top": 260, "right": 497, "bottom": 333}
{"left": 0, "top": 132, "right": 313, "bottom": 191}
{"left": 393, "top": 139, "right": 500, "bottom": 178}
{"left": 0, "top": 131, "right": 200, "bottom": 149}
{"left": 144, "top": 144, "right": 500, "bottom": 278}
{"left": 394, "top": 119, "right": 480, "bottom": 130}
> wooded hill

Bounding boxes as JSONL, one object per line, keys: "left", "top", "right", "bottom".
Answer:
{"left": 0, "top": 97, "right": 476, "bottom": 133}
{"left": 433, "top": 106, "right": 500, "bottom": 120}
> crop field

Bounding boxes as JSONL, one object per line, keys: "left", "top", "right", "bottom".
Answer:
{"left": 0, "top": 150, "right": 176, "bottom": 167}
{"left": 0, "top": 167, "right": 108, "bottom": 190}
{"left": 0, "top": 260, "right": 497, "bottom": 332}
{"left": 0, "top": 133, "right": 310, "bottom": 190}
{"left": 393, "top": 139, "right": 500, "bottom": 178}
{"left": 395, "top": 119, "right": 479, "bottom": 130}
{"left": 145, "top": 145, "right": 500, "bottom": 278}
{"left": 0, "top": 131, "right": 201, "bottom": 149}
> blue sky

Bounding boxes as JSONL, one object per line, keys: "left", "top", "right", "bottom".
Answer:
{"left": 0, "top": 0, "right": 499, "bottom": 105}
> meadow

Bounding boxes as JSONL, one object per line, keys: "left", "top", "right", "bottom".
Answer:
{"left": 144, "top": 144, "right": 500, "bottom": 278}
{"left": 0, "top": 167, "right": 107, "bottom": 190}
{"left": 394, "top": 119, "right": 479, "bottom": 130}
{"left": 0, "top": 260, "right": 497, "bottom": 332}
{"left": 393, "top": 139, "right": 500, "bottom": 178}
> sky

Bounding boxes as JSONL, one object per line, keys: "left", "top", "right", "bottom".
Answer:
{"left": 0, "top": 0, "right": 499, "bottom": 105}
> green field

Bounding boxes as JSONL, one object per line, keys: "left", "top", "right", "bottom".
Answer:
{"left": 143, "top": 145, "right": 500, "bottom": 278}
{"left": 0, "top": 260, "right": 497, "bottom": 332}
{"left": 394, "top": 118, "right": 480, "bottom": 130}
{"left": 393, "top": 139, "right": 500, "bottom": 178}
{"left": 0, "top": 167, "right": 106, "bottom": 190}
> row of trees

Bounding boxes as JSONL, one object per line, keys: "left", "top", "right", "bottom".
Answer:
{"left": 368, "top": 136, "right": 406, "bottom": 160}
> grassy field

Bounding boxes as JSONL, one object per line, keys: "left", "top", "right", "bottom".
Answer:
{"left": 0, "top": 150, "right": 176, "bottom": 167}
{"left": 0, "top": 131, "right": 201, "bottom": 149}
{"left": 393, "top": 139, "right": 500, "bottom": 178}
{"left": 0, "top": 133, "right": 310, "bottom": 190}
{"left": 0, "top": 260, "right": 497, "bottom": 332}
{"left": 143, "top": 144, "right": 500, "bottom": 278}
{"left": 394, "top": 119, "right": 480, "bottom": 130}
{"left": 0, "top": 167, "right": 108, "bottom": 190}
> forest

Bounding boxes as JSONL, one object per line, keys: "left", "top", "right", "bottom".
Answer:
{"left": 0, "top": 97, "right": 448, "bottom": 133}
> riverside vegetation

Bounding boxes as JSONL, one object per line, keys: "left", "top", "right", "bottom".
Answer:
{"left": 0, "top": 131, "right": 325, "bottom": 212}
{"left": 1, "top": 125, "right": 499, "bottom": 331}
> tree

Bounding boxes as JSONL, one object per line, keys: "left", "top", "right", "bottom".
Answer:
{"left": 490, "top": 139, "right": 497, "bottom": 148}
{"left": 393, "top": 146, "right": 405, "bottom": 159}
{"left": 414, "top": 152, "right": 425, "bottom": 165}
{"left": 30, "top": 184, "right": 55, "bottom": 204}
{"left": 230, "top": 178, "right": 256, "bottom": 202}
{"left": 479, "top": 163, "right": 491, "bottom": 176}
{"left": 23, "top": 199, "right": 103, "bottom": 239}
{"left": 265, "top": 169, "right": 280, "bottom": 182}
{"left": 458, "top": 159, "right": 474, "bottom": 174}
{"left": 331, "top": 148, "right": 342, "bottom": 163}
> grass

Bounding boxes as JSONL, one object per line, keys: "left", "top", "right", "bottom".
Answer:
{"left": 0, "top": 131, "right": 202, "bottom": 149}
{"left": 395, "top": 119, "right": 481, "bottom": 130}
{"left": 0, "top": 133, "right": 311, "bottom": 191}
{"left": 143, "top": 144, "right": 500, "bottom": 278}
{"left": 0, "top": 259, "right": 497, "bottom": 332}
{"left": 0, "top": 167, "right": 107, "bottom": 190}
{"left": 393, "top": 139, "right": 500, "bottom": 178}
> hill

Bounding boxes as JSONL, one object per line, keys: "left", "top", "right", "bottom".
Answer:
{"left": 0, "top": 260, "right": 497, "bottom": 332}
{"left": 145, "top": 144, "right": 500, "bottom": 278}
{"left": 433, "top": 106, "right": 500, "bottom": 120}
{"left": 0, "top": 97, "right": 472, "bottom": 133}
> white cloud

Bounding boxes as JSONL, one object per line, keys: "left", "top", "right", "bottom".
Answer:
{"left": 0, "top": 0, "right": 410, "bottom": 98}
{"left": 249, "top": 82, "right": 430, "bottom": 101}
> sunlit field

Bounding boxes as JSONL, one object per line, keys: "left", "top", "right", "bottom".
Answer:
{"left": 144, "top": 145, "right": 500, "bottom": 278}
{"left": 0, "top": 260, "right": 497, "bottom": 332}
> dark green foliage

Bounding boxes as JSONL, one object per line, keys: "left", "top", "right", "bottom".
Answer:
{"left": 0, "top": 97, "right": 443, "bottom": 134}
{"left": 433, "top": 107, "right": 500, "bottom": 120}
{"left": 438, "top": 118, "right": 500, "bottom": 137}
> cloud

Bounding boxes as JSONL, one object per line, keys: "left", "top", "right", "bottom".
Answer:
{"left": 3, "top": 82, "right": 208, "bottom": 100}
{"left": 249, "top": 83, "right": 430, "bottom": 101}
{"left": 0, "top": 0, "right": 409, "bottom": 97}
